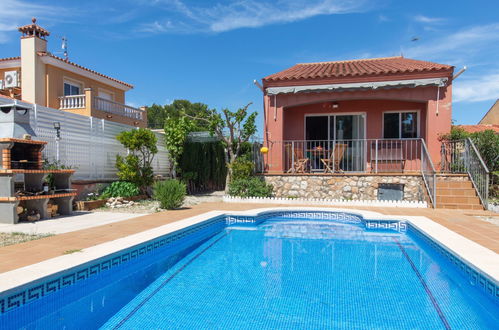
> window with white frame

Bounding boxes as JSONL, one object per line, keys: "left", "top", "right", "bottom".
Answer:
{"left": 383, "top": 111, "right": 418, "bottom": 139}
{"left": 63, "top": 80, "right": 82, "bottom": 96}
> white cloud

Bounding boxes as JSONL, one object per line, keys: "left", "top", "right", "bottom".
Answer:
{"left": 139, "top": 0, "right": 368, "bottom": 34}
{"left": 454, "top": 73, "right": 499, "bottom": 103}
{"left": 403, "top": 23, "right": 499, "bottom": 64}
{"left": 0, "top": 0, "right": 63, "bottom": 43}
{"left": 413, "top": 15, "right": 445, "bottom": 24}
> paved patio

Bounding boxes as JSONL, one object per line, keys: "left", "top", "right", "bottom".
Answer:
{"left": 0, "top": 212, "right": 146, "bottom": 235}
{"left": 0, "top": 202, "right": 497, "bottom": 273}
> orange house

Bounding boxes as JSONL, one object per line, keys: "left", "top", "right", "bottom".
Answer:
{"left": 259, "top": 56, "right": 454, "bottom": 174}
{"left": 0, "top": 19, "right": 146, "bottom": 127}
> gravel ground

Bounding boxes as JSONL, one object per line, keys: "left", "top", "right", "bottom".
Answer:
{"left": 0, "top": 232, "right": 53, "bottom": 247}
{"left": 476, "top": 215, "right": 499, "bottom": 227}
{"left": 94, "top": 191, "right": 225, "bottom": 214}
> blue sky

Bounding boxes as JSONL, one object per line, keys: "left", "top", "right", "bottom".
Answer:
{"left": 1, "top": 0, "right": 499, "bottom": 133}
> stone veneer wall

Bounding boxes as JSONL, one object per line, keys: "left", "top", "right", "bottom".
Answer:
{"left": 262, "top": 174, "right": 427, "bottom": 202}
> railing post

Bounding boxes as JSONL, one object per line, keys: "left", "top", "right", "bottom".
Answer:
{"left": 84, "top": 88, "right": 92, "bottom": 116}
{"left": 375, "top": 139, "right": 378, "bottom": 173}
{"left": 291, "top": 141, "right": 295, "bottom": 172}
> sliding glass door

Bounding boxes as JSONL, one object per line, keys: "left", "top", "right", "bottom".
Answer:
{"left": 305, "top": 114, "right": 366, "bottom": 171}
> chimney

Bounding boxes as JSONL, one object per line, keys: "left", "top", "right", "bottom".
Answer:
{"left": 19, "top": 18, "right": 50, "bottom": 105}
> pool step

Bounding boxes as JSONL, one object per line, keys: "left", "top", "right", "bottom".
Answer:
{"left": 435, "top": 176, "right": 484, "bottom": 210}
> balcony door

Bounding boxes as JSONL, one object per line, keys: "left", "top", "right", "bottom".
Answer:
{"left": 305, "top": 114, "right": 366, "bottom": 171}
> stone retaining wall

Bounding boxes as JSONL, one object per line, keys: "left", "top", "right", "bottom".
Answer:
{"left": 262, "top": 175, "right": 427, "bottom": 202}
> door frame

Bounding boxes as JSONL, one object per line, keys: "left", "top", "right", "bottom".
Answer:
{"left": 304, "top": 112, "right": 367, "bottom": 141}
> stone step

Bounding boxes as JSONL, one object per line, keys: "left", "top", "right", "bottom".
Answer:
{"left": 436, "top": 181, "right": 473, "bottom": 189}
{"left": 437, "top": 188, "right": 477, "bottom": 197}
{"left": 437, "top": 203, "right": 484, "bottom": 210}
{"left": 436, "top": 195, "right": 480, "bottom": 204}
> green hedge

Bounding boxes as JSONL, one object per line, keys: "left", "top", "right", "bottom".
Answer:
{"left": 179, "top": 141, "right": 227, "bottom": 193}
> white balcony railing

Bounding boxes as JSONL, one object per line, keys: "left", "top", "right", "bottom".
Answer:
{"left": 93, "top": 96, "right": 144, "bottom": 120}
{"left": 59, "top": 95, "right": 85, "bottom": 109}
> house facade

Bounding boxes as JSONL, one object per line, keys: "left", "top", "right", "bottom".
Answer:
{"left": 479, "top": 99, "right": 499, "bottom": 125}
{"left": 0, "top": 19, "right": 146, "bottom": 127}
{"left": 260, "top": 56, "right": 454, "bottom": 174}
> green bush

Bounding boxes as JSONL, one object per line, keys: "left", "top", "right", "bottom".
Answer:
{"left": 102, "top": 181, "right": 140, "bottom": 198}
{"left": 115, "top": 128, "right": 158, "bottom": 194}
{"left": 228, "top": 177, "right": 273, "bottom": 198}
{"left": 230, "top": 159, "right": 254, "bottom": 180}
{"left": 179, "top": 141, "right": 227, "bottom": 193}
{"left": 153, "top": 180, "right": 186, "bottom": 209}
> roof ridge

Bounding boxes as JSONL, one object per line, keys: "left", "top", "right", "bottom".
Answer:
{"left": 297, "top": 56, "right": 403, "bottom": 65}
{"left": 37, "top": 52, "right": 133, "bottom": 89}
{"left": 0, "top": 56, "right": 21, "bottom": 62}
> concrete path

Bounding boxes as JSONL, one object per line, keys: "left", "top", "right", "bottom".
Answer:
{"left": 0, "top": 212, "right": 146, "bottom": 235}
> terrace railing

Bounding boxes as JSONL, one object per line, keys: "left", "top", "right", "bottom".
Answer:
{"left": 465, "top": 138, "right": 490, "bottom": 209}
{"left": 59, "top": 95, "right": 85, "bottom": 109}
{"left": 440, "top": 139, "right": 489, "bottom": 209}
{"left": 421, "top": 139, "right": 437, "bottom": 208}
{"left": 275, "top": 138, "right": 424, "bottom": 173}
{"left": 93, "top": 96, "right": 144, "bottom": 120}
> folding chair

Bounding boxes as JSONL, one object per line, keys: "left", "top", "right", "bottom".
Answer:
{"left": 321, "top": 143, "right": 347, "bottom": 173}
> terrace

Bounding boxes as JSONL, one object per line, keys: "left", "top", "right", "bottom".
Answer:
{"left": 59, "top": 88, "right": 146, "bottom": 127}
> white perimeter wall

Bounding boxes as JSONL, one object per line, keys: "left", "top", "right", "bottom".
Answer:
{"left": 0, "top": 97, "right": 170, "bottom": 181}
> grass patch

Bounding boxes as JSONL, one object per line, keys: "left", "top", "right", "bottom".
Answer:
{"left": 63, "top": 249, "right": 83, "bottom": 255}
{"left": 0, "top": 232, "right": 53, "bottom": 248}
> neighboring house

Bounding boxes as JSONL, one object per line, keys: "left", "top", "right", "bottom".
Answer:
{"left": 260, "top": 56, "right": 454, "bottom": 173}
{"left": 0, "top": 19, "right": 146, "bottom": 127}
{"left": 457, "top": 125, "right": 499, "bottom": 134}
{"left": 479, "top": 99, "right": 499, "bottom": 125}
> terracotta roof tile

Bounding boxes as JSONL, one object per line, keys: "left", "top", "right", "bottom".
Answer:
{"left": 0, "top": 56, "right": 20, "bottom": 62}
{"left": 263, "top": 56, "right": 453, "bottom": 82}
{"left": 37, "top": 52, "right": 134, "bottom": 89}
{"left": 456, "top": 125, "right": 499, "bottom": 134}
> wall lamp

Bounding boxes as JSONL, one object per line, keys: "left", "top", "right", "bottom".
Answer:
{"left": 53, "top": 121, "right": 61, "bottom": 140}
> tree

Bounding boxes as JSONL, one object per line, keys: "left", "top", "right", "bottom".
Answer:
{"left": 147, "top": 100, "right": 212, "bottom": 130}
{"left": 163, "top": 115, "right": 194, "bottom": 177}
{"left": 115, "top": 128, "right": 158, "bottom": 195}
{"left": 187, "top": 103, "right": 257, "bottom": 191}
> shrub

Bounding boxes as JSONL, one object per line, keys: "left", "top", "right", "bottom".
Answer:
{"left": 228, "top": 177, "right": 273, "bottom": 198}
{"left": 229, "top": 159, "right": 254, "bottom": 180}
{"left": 102, "top": 181, "right": 139, "bottom": 198}
{"left": 153, "top": 180, "right": 186, "bottom": 209}
{"left": 115, "top": 128, "right": 158, "bottom": 194}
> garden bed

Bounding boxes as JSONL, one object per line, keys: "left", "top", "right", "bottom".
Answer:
{"left": 76, "top": 195, "right": 148, "bottom": 211}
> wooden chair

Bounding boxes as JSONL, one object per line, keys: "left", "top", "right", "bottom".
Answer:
{"left": 321, "top": 144, "right": 347, "bottom": 173}
{"left": 286, "top": 145, "right": 309, "bottom": 173}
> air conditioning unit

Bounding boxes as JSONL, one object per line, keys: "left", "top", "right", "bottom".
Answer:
{"left": 4, "top": 71, "right": 19, "bottom": 88}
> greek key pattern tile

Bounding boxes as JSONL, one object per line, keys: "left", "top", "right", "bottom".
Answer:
{"left": 408, "top": 224, "right": 499, "bottom": 302}
{"left": 0, "top": 215, "right": 226, "bottom": 315}
{"left": 365, "top": 220, "right": 407, "bottom": 232}
{"left": 226, "top": 211, "right": 363, "bottom": 225}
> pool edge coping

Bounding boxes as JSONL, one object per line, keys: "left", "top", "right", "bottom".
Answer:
{"left": 0, "top": 207, "right": 497, "bottom": 295}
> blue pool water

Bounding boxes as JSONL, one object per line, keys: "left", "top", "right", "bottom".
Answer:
{"left": 1, "top": 214, "right": 498, "bottom": 329}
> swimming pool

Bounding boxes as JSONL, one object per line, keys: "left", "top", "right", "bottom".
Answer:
{"left": 0, "top": 210, "right": 498, "bottom": 329}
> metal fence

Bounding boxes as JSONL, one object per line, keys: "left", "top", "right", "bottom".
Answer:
{"left": 0, "top": 97, "right": 169, "bottom": 181}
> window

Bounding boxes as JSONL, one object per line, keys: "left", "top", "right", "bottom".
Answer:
{"left": 99, "top": 90, "right": 113, "bottom": 101}
{"left": 383, "top": 112, "right": 418, "bottom": 138}
{"left": 63, "top": 81, "right": 81, "bottom": 96}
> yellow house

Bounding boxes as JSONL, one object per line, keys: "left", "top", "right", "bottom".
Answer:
{"left": 479, "top": 99, "right": 499, "bottom": 125}
{"left": 0, "top": 18, "right": 146, "bottom": 127}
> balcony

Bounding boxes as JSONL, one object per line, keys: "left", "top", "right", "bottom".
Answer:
{"left": 59, "top": 89, "right": 146, "bottom": 127}
{"left": 261, "top": 138, "right": 434, "bottom": 174}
